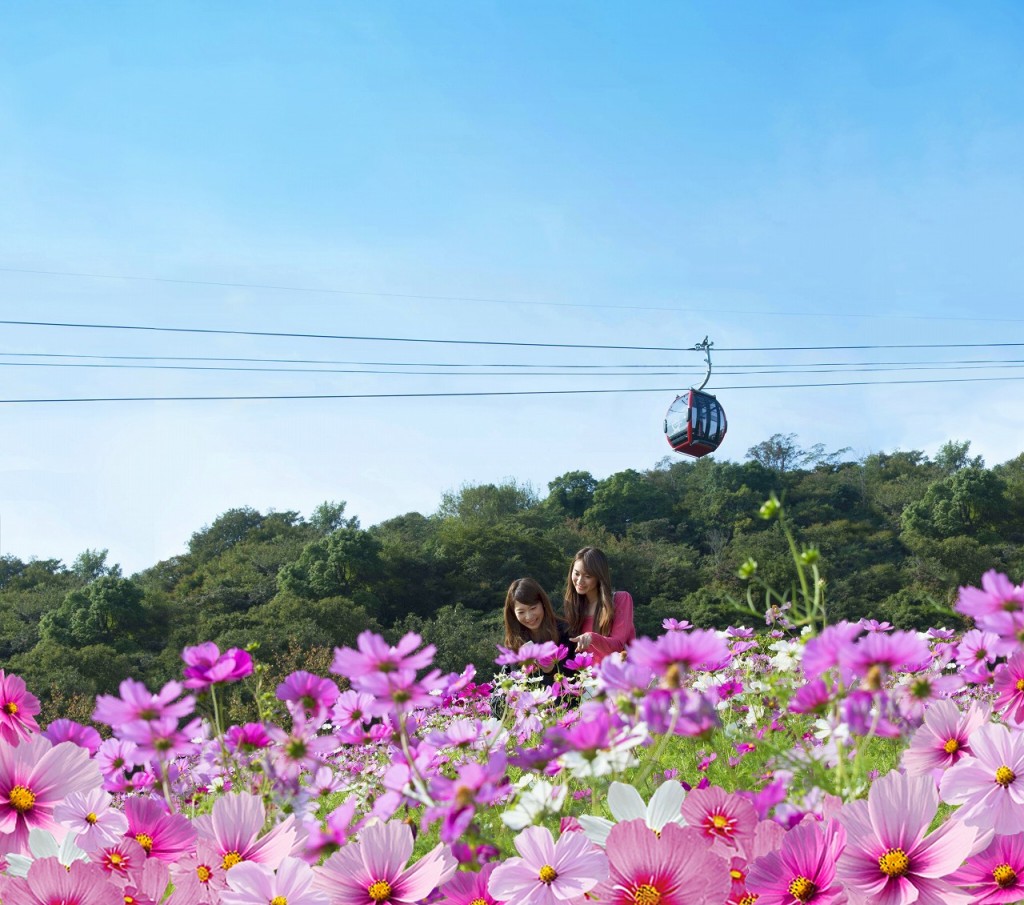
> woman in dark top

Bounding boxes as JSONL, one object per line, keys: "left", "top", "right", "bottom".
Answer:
{"left": 503, "top": 577, "right": 576, "bottom": 686}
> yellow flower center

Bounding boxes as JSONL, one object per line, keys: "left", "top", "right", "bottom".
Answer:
{"left": 730, "top": 868, "right": 745, "bottom": 881}
{"left": 788, "top": 876, "right": 817, "bottom": 903}
{"left": 878, "top": 848, "right": 910, "bottom": 877}
{"left": 993, "top": 863, "right": 1017, "bottom": 889}
{"left": 943, "top": 737, "right": 959, "bottom": 754}
{"left": 368, "top": 880, "right": 393, "bottom": 902}
{"left": 270, "top": 898, "right": 288, "bottom": 905}
{"left": 134, "top": 833, "right": 153, "bottom": 853}
{"left": 995, "top": 765, "right": 1016, "bottom": 787}
{"left": 108, "top": 853, "right": 125, "bottom": 869}
{"left": 197, "top": 865, "right": 212, "bottom": 883}
{"left": 539, "top": 865, "right": 558, "bottom": 884}
{"left": 124, "top": 896, "right": 134, "bottom": 905}
{"left": 632, "top": 883, "right": 661, "bottom": 905}
{"left": 665, "top": 663, "right": 682, "bottom": 689}
{"left": 221, "top": 851, "right": 243, "bottom": 870}
{"left": 1017, "top": 678, "right": 1024, "bottom": 692}
{"left": 8, "top": 785, "right": 35, "bottom": 812}
{"left": 86, "top": 812, "right": 99, "bottom": 825}
{"left": 738, "top": 896, "right": 759, "bottom": 905}
{"left": 469, "top": 899, "right": 488, "bottom": 905}
{"left": 3, "top": 702, "right": 18, "bottom": 715}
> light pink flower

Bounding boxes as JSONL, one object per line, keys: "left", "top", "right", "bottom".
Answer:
{"left": 221, "top": 857, "right": 328, "bottom": 905}
{"left": 956, "top": 570, "right": 1024, "bottom": 627}
{"left": 53, "top": 789, "right": 128, "bottom": 853}
{"left": 1, "top": 856, "right": 122, "bottom": 905}
{"left": 0, "top": 736, "right": 101, "bottom": 856}
{"left": 93, "top": 679, "right": 194, "bottom": 727}
{"left": 315, "top": 820, "right": 456, "bottom": 905}
{"left": 194, "top": 792, "right": 297, "bottom": 874}
{"left": 940, "top": 721, "right": 1024, "bottom": 834}
{"left": 488, "top": 825, "right": 608, "bottom": 905}
{"left": 837, "top": 770, "right": 977, "bottom": 905}
{"left": 0, "top": 671, "right": 41, "bottom": 745}
{"left": 330, "top": 632, "right": 436, "bottom": 681}
{"left": 746, "top": 818, "right": 847, "bottom": 905}
{"left": 902, "top": 698, "right": 988, "bottom": 782}
{"left": 680, "top": 785, "right": 757, "bottom": 855}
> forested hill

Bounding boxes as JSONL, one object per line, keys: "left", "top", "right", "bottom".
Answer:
{"left": 2, "top": 435, "right": 1022, "bottom": 724}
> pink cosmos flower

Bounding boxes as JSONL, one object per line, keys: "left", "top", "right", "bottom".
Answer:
{"left": 438, "top": 862, "right": 500, "bottom": 905}
{"left": 859, "top": 619, "right": 894, "bottom": 632}
{"left": 0, "top": 736, "right": 101, "bottom": 856}
{"left": 956, "top": 570, "right": 1024, "bottom": 628}
{"left": 801, "top": 622, "right": 863, "bottom": 682}
{"left": 950, "top": 831, "right": 1024, "bottom": 904}
{"left": 628, "top": 629, "right": 731, "bottom": 683}
{"left": 42, "top": 720, "right": 101, "bottom": 755}
{"left": 955, "top": 629, "right": 1008, "bottom": 670}
{"left": 194, "top": 792, "right": 297, "bottom": 874}
{"left": 836, "top": 770, "right": 978, "bottom": 905}
{"left": 663, "top": 618, "right": 693, "bottom": 632}
{"left": 124, "top": 796, "right": 198, "bottom": 861}
{"left": 93, "top": 679, "right": 194, "bottom": 727}
{"left": 496, "top": 641, "right": 566, "bottom": 672}
{"left": 169, "top": 841, "right": 228, "bottom": 904}
{"left": 680, "top": 785, "right": 757, "bottom": 855}
{"left": 118, "top": 858, "right": 176, "bottom": 905}
{"left": 225, "top": 722, "right": 275, "bottom": 754}
{"left": 840, "top": 631, "right": 931, "bottom": 680}
{"left": 221, "top": 857, "right": 328, "bottom": 905}
{"left": 746, "top": 818, "right": 847, "bottom": 905}
{"left": 330, "top": 631, "right": 436, "bottom": 681}
{"left": 488, "top": 825, "right": 608, "bottom": 905}
{"left": 90, "top": 838, "right": 147, "bottom": 880}
{"left": 993, "top": 649, "right": 1024, "bottom": 726}
{"left": 277, "top": 671, "right": 340, "bottom": 727}
{"left": 0, "top": 671, "right": 41, "bottom": 745}
{"left": 1, "top": 856, "right": 122, "bottom": 905}
{"left": 53, "top": 789, "right": 128, "bottom": 853}
{"left": 314, "top": 820, "right": 456, "bottom": 905}
{"left": 592, "top": 818, "right": 727, "bottom": 905}
{"left": 940, "top": 721, "right": 1024, "bottom": 834}
{"left": 182, "top": 643, "right": 254, "bottom": 689}
{"left": 902, "top": 698, "right": 988, "bottom": 782}
{"left": 118, "top": 715, "right": 204, "bottom": 762}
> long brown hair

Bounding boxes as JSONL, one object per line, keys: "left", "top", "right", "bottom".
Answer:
{"left": 503, "top": 577, "right": 561, "bottom": 651}
{"left": 563, "top": 546, "right": 615, "bottom": 636}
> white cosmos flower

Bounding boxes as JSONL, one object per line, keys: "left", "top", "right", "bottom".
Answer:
{"left": 558, "top": 723, "right": 648, "bottom": 780}
{"left": 6, "top": 828, "right": 89, "bottom": 878}
{"left": 578, "top": 779, "right": 688, "bottom": 847}
{"left": 501, "top": 779, "right": 568, "bottom": 831}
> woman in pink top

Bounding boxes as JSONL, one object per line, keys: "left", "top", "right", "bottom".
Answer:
{"left": 563, "top": 546, "right": 636, "bottom": 665}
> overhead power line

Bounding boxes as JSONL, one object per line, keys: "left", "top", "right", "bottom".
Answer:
{"left": 3, "top": 265, "right": 1022, "bottom": 322}
{"left": 3, "top": 318, "right": 1024, "bottom": 353}
{"left": 0, "top": 372, "right": 1023, "bottom": 404}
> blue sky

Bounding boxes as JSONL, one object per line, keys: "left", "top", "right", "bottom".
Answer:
{"left": 1, "top": 3, "right": 1023, "bottom": 573}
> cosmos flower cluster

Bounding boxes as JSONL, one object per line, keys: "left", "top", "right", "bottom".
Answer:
{"left": 0, "top": 570, "right": 1021, "bottom": 905}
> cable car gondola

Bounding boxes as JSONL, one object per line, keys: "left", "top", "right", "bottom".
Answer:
{"left": 664, "top": 337, "right": 727, "bottom": 458}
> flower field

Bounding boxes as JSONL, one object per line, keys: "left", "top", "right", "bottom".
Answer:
{"left": 1, "top": 531, "right": 1023, "bottom": 904}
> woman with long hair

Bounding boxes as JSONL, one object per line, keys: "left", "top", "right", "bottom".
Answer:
{"left": 563, "top": 546, "right": 635, "bottom": 664}
{"left": 503, "top": 577, "right": 575, "bottom": 681}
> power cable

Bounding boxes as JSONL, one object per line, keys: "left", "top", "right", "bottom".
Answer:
{"left": 1, "top": 372, "right": 1023, "bottom": 404}
{"left": 3, "top": 317, "right": 1024, "bottom": 353}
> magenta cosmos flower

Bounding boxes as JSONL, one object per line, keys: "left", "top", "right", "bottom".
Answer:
{"left": 746, "top": 818, "right": 847, "bottom": 905}
{"left": 993, "top": 649, "right": 1024, "bottom": 726}
{"left": 0, "top": 736, "right": 100, "bottom": 857}
{"left": 628, "top": 629, "right": 731, "bottom": 685}
{"left": 42, "top": 720, "right": 101, "bottom": 756}
{"left": 1, "top": 856, "right": 122, "bottom": 905}
{"left": 124, "top": 796, "right": 197, "bottom": 862}
{"left": 277, "top": 671, "right": 340, "bottom": 726}
{"left": 950, "top": 831, "right": 1024, "bottom": 904}
{"left": 592, "top": 818, "right": 728, "bottom": 905}
{"left": 901, "top": 698, "right": 989, "bottom": 782}
{"left": 194, "top": 792, "right": 297, "bottom": 874}
{"left": 488, "top": 825, "right": 608, "bottom": 905}
{"left": 836, "top": 770, "right": 978, "bottom": 905}
{"left": 182, "top": 643, "right": 254, "bottom": 690}
{"left": 0, "top": 671, "right": 41, "bottom": 745}
{"left": 221, "top": 857, "right": 328, "bottom": 905}
{"left": 314, "top": 820, "right": 456, "bottom": 905}
{"left": 437, "top": 862, "right": 500, "bottom": 905}
{"left": 940, "top": 721, "right": 1024, "bottom": 834}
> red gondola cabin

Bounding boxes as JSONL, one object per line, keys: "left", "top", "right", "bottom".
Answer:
{"left": 664, "top": 389, "right": 727, "bottom": 458}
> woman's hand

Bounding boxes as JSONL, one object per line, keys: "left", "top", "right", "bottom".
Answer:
{"left": 570, "top": 632, "right": 593, "bottom": 651}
